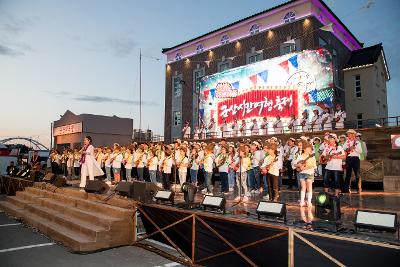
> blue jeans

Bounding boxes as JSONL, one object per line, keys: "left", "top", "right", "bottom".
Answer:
{"left": 219, "top": 172, "right": 228, "bottom": 192}
{"left": 126, "top": 168, "right": 132, "bottom": 181}
{"left": 149, "top": 170, "right": 157, "bottom": 183}
{"left": 205, "top": 172, "right": 213, "bottom": 193}
{"left": 262, "top": 174, "right": 269, "bottom": 196}
{"left": 190, "top": 169, "right": 198, "bottom": 185}
{"left": 105, "top": 167, "right": 112, "bottom": 180}
{"left": 228, "top": 170, "right": 236, "bottom": 188}
{"left": 248, "top": 167, "right": 261, "bottom": 190}
{"left": 137, "top": 168, "right": 144, "bottom": 181}
{"left": 324, "top": 169, "right": 342, "bottom": 189}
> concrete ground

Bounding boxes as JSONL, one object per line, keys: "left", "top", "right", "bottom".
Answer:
{"left": 0, "top": 201, "right": 182, "bottom": 267}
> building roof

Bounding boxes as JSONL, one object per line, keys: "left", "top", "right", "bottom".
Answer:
{"left": 161, "top": 0, "right": 363, "bottom": 54}
{"left": 344, "top": 43, "right": 390, "bottom": 79}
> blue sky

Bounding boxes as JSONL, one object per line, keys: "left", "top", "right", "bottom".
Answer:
{"left": 0, "top": 0, "right": 399, "bottom": 147}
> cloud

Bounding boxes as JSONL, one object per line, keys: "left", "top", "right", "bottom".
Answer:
{"left": 0, "top": 43, "right": 23, "bottom": 56}
{"left": 69, "top": 32, "right": 137, "bottom": 57}
{"left": 0, "top": 9, "right": 37, "bottom": 35}
{"left": 44, "top": 90, "right": 159, "bottom": 106}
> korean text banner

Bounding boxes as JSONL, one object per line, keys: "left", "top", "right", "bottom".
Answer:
{"left": 199, "top": 49, "right": 333, "bottom": 127}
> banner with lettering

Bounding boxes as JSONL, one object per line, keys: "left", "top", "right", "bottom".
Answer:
{"left": 199, "top": 49, "right": 333, "bottom": 128}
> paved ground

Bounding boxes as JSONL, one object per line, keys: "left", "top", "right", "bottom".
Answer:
{"left": 0, "top": 208, "right": 182, "bottom": 267}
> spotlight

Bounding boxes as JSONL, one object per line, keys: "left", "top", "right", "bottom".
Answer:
{"left": 256, "top": 201, "right": 287, "bottom": 223}
{"left": 181, "top": 182, "right": 197, "bottom": 209}
{"left": 154, "top": 190, "right": 174, "bottom": 205}
{"left": 355, "top": 210, "right": 398, "bottom": 233}
{"left": 314, "top": 192, "right": 342, "bottom": 232}
{"left": 201, "top": 195, "right": 226, "bottom": 214}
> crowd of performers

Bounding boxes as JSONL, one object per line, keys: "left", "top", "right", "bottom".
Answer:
{"left": 181, "top": 104, "right": 346, "bottom": 139}
{"left": 50, "top": 127, "right": 367, "bottom": 207}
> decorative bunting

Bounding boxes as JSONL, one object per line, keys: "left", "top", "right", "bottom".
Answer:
{"left": 258, "top": 70, "right": 268, "bottom": 83}
{"left": 249, "top": 74, "right": 257, "bottom": 87}
{"left": 232, "top": 81, "right": 240, "bottom": 90}
{"left": 279, "top": 60, "right": 289, "bottom": 74}
{"left": 288, "top": 55, "right": 298, "bottom": 69}
{"left": 210, "top": 88, "right": 216, "bottom": 100}
{"left": 203, "top": 90, "right": 210, "bottom": 99}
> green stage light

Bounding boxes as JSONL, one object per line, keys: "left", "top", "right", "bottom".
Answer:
{"left": 317, "top": 193, "right": 328, "bottom": 205}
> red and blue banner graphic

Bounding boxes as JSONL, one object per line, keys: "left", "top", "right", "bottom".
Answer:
{"left": 199, "top": 49, "right": 333, "bottom": 128}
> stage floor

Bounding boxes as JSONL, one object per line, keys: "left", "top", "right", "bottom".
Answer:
{"left": 65, "top": 179, "right": 400, "bottom": 245}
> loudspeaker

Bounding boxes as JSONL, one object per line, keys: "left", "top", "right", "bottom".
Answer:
{"left": 84, "top": 180, "right": 110, "bottom": 194}
{"left": 53, "top": 176, "right": 66, "bottom": 187}
{"left": 132, "top": 181, "right": 160, "bottom": 203}
{"left": 43, "top": 172, "right": 56, "bottom": 183}
{"left": 115, "top": 182, "right": 134, "bottom": 197}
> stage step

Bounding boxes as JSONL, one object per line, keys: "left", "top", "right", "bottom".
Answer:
{"left": 0, "top": 186, "right": 135, "bottom": 252}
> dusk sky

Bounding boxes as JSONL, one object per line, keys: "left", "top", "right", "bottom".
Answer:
{"left": 1, "top": 0, "right": 399, "bottom": 147}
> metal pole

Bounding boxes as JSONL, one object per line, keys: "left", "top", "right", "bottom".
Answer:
{"left": 139, "top": 49, "right": 142, "bottom": 142}
{"left": 50, "top": 122, "right": 53, "bottom": 149}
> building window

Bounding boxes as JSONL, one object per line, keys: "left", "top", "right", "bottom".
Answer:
{"left": 357, "top": 113, "right": 363, "bottom": 128}
{"left": 247, "top": 51, "right": 263, "bottom": 64}
{"left": 173, "top": 76, "right": 182, "bottom": 97}
{"left": 193, "top": 68, "right": 205, "bottom": 94}
{"left": 377, "top": 100, "right": 381, "bottom": 115}
{"left": 280, "top": 42, "right": 296, "bottom": 55}
{"left": 319, "top": 37, "right": 328, "bottom": 47}
{"left": 221, "top": 34, "right": 230, "bottom": 45}
{"left": 283, "top": 11, "right": 296, "bottom": 23}
{"left": 249, "top": 24, "right": 260, "bottom": 35}
{"left": 173, "top": 111, "right": 181, "bottom": 126}
{"left": 196, "top": 44, "right": 204, "bottom": 54}
{"left": 355, "top": 74, "right": 361, "bottom": 98}
{"left": 218, "top": 61, "right": 231, "bottom": 72}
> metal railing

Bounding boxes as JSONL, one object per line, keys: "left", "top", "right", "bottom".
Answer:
{"left": 178, "top": 115, "right": 400, "bottom": 141}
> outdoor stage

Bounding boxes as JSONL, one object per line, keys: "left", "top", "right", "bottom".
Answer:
{"left": 1, "top": 177, "right": 399, "bottom": 266}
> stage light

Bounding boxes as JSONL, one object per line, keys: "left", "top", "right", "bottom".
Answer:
{"left": 355, "top": 210, "right": 398, "bottom": 233}
{"left": 181, "top": 182, "right": 197, "bottom": 208}
{"left": 315, "top": 192, "right": 341, "bottom": 221}
{"left": 201, "top": 195, "right": 226, "bottom": 214}
{"left": 267, "top": 30, "right": 274, "bottom": 39}
{"left": 256, "top": 201, "right": 287, "bottom": 222}
{"left": 154, "top": 190, "right": 174, "bottom": 205}
{"left": 303, "top": 18, "right": 311, "bottom": 27}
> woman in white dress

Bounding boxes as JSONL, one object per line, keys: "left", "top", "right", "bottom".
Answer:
{"left": 79, "top": 136, "right": 104, "bottom": 188}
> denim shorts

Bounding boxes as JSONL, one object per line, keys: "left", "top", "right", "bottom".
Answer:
{"left": 297, "top": 172, "right": 314, "bottom": 182}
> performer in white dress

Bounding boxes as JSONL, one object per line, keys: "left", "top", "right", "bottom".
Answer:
{"left": 310, "top": 109, "right": 321, "bottom": 132}
{"left": 287, "top": 114, "right": 297, "bottom": 133}
{"left": 334, "top": 104, "right": 346, "bottom": 129}
{"left": 272, "top": 116, "right": 283, "bottom": 134}
{"left": 231, "top": 118, "right": 239, "bottom": 137}
{"left": 250, "top": 118, "right": 259, "bottom": 135}
{"left": 79, "top": 136, "right": 104, "bottom": 188}
{"left": 299, "top": 111, "right": 309, "bottom": 133}
{"left": 182, "top": 122, "right": 191, "bottom": 139}
{"left": 239, "top": 119, "right": 247, "bottom": 136}
{"left": 220, "top": 118, "right": 228, "bottom": 138}
{"left": 320, "top": 107, "right": 333, "bottom": 131}
{"left": 260, "top": 116, "right": 268, "bottom": 135}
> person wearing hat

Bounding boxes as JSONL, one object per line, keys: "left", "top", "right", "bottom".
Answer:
{"left": 320, "top": 107, "right": 333, "bottom": 131}
{"left": 215, "top": 144, "right": 230, "bottom": 194}
{"left": 272, "top": 115, "right": 283, "bottom": 134}
{"left": 239, "top": 119, "right": 247, "bottom": 137}
{"left": 334, "top": 104, "right": 346, "bottom": 129}
{"left": 193, "top": 125, "right": 200, "bottom": 140}
{"left": 310, "top": 109, "right": 321, "bottom": 132}
{"left": 299, "top": 110, "right": 310, "bottom": 133}
{"left": 322, "top": 133, "right": 346, "bottom": 197}
{"left": 250, "top": 118, "right": 259, "bottom": 136}
{"left": 182, "top": 122, "right": 191, "bottom": 139}
{"left": 231, "top": 118, "right": 239, "bottom": 137}
{"left": 313, "top": 137, "right": 322, "bottom": 176}
{"left": 248, "top": 141, "right": 263, "bottom": 194}
{"left": 343, "top": 129, "right": 363, "bottom": 193}
{"left": 220, "top": 118, "right": 228, "bottom": 138}
{"left": 287, "top": 114, "right": 298, "bottom": 133}
{"left": 356, "top": 133, "right": 368, "bottom": 161}
{"left": 260, "top": 116, "right": 269, "bottom": 135}
{"left": 319, "top": 132, "right": 331, "bottom": 177}
{"left": 207, "top": 118, "right": 216, "bottom": 139}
